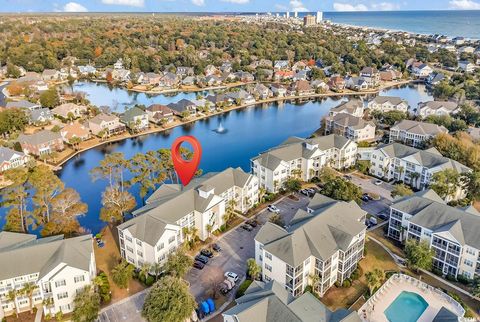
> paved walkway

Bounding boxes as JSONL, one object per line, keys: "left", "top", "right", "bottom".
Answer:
{"left": 34, "top": 307, "right": 42, "bottom": 322}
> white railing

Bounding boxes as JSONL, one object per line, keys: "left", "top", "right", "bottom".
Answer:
{"left": 360, "top": 273, "right": 466, "bottom": 320}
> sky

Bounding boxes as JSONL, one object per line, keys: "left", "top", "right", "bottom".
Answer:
{"left": 2, "top": 0, "right": 480, "bottom": 13}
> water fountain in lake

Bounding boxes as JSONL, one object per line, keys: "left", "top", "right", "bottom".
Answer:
{"left": 213, "top": 121, "right": 228, "bottom": 134}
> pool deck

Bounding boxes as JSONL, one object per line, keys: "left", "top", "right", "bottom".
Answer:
{"left": 359, "top": 274, "right": 465, "bottom": 322}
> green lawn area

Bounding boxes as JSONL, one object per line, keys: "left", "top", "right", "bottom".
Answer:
{"left": 321, "top": 239, "right": 398, "bottom": 310}
{"left": 367, "top": 225, "right": 406, "bottom": 258}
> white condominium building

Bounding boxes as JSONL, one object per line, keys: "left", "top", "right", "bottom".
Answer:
{"left": 325, "top": 113, "right": 376, "bottom": 142}
{"left": 254, "top": 194, "right": 366, "bottom": 297}
{"left": 389, "top": 119, "right": 448, "bottom": 148}
{"left": 0, "top": 233, "right": 95, "bottom": 319}
{"left": 368, "top": 143, "right": 470, "bottom": 200}
{"left": 388, "top": 190, "right": 480, "bottom": 279}
{"left": 416, "top": 101, "right": 460, "bottom": 118}
{"left": 251, "top": 135, "right": 357, "bottom": 192}
{"left": 328, "top": 99, "right": 364, "bottom": 118}
{"left": 117, "top": 168, "right": 259, "bottom": 268}
{"left": 367, "top": 96, "right": 409, "bottom": 113}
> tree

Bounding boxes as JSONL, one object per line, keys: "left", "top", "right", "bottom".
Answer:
{"left": 430, "top": 169, "right": 461, "bottom": 200}
{"left": 269, "top": 213, "right": 284, "bottom": 227}
{"left": 111, "top": 260, "right": 134, "bottom": 289}
{"left": 321, "top": 177, "right": 362, "bottom": 202}
{"left": 142, "top": 276, "right": 196, "bottom": 322}
{"left": 6, "top": 62, "right": 21, "bottom": 78}
{"left": 404, "top": 239, "right": 435, "bottom": 272}
{"left": 283, "top": 177, "right": 302, "bottom": 192}
{"left": 6, "top": 289, "right": 18, "bottom": 317}
{"left": 163, "top": 248, "right": 194, "bottom": 278}
{"left": 21, "top": 282, "right": 37, "bottom": 313}
{"left": 94, "top": 272, "right": 111, "bottom": 304}
{"left": 365, "top": 269, "right": 385, "bottom": 295}
{"left": 246, "top": 258, "right": 261, "bottom": 280}
{"left": 206, "top": 223, "right": 213, "bottom": 239}
{"left": 1, "top": 167, "right": 30, "bottom": 233}
{"left": 40, "top": 88, "right": 60, "bottom": 108}
{"left": 223, "top": 199, "right": 237, "bottom": 228}
{"left": 72, "top": 286, "right": 100, "bottom": 322}
{"left": 140, "top": 262, "right": 152, "bottom": 282}
{"left": 69, "top": 136, "right": 82, "bottom": 151}
{"left": 99, "top": 186, "right": 136, "bottom": 223}
{"left": 391, "top": 184, "right": 414, "bottom": 198}
{"left": 0, "top": 108, "right": 29, "bottom": 135}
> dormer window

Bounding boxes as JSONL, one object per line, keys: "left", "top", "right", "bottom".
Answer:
{"left": 198, "top": 185, "right": 215, "bottom": 199}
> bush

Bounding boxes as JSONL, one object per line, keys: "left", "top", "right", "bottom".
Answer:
{"left": 342, "top": 279, "right": 351, "bottom": 288}
{"left": 432, "top": 268, "right": 443, "bottom": 276}
{"left": 145, "top": 275, "right": 155, "bottom": 286}
{"left": 457, "top": 274, "right": 472, "bottom": 285}
{"left": 350, "top": 268, "right": 361, "bottom": 280}
{"left": 236, "top": 279, "right": 253, "bottom": 298}
{"left": 446, "top": 274, "right": 457, "bottom": 282}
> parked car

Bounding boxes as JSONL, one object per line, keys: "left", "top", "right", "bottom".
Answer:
{"left": 267, "top": 204, "right": 280, "bottom": 213}
{"left": 300, "top": 189, "right": 309, "bottom": 196}
{"left": 343, "top": 175, "right": 352, "bottom": 181}
{"left": 195, "top": 254, "right": 209, "bottom": 264}
{"left": 241, "top": 224, "right": 253, "bottom": 231}
{"left": 200, "top": 249, "right": 214, "bottom": 258}
{"left": 225, "top": 271, "right": 239, "bottom": 283}
{"left": 369, "top": 217, "right": 378, "bottom": 226}
{"left": 212, "top": 243, "right": 221, "bottom": 252}
{"left": 306, "top": 188, "right": 316, "bottom": 195}
{"left": 362, "top": 193, "right": 373, "bottom": 200}
{"left": 374, "top": 179, "right": 383, "bottom": 186}
{"left": 361, "top": 195, "right": 370, "bottom": 202}
{"left": 378, "top": 213, "right": 389, "bottom": 220}
{"left": 246, "top": 219, "right": 258, "bottom": 227}
{"left": 193, "top": 261, "right": 205, "bottom": 269}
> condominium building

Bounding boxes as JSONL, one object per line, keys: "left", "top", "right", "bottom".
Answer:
{"left": 325, "top": 113, "right": 376, "bottom": 142}
{"left": 389, "top": 120, "right": 448, "bottom": 148}
{"left": 388, "top": 190, "right": 480, "bottom": 279}
{"left": 117, "top": 168, "right": 259, "bottom": 268}
{"left": 223, "top": 280, "right": 361, "bottom": 322}
{"left": 251, "top": 135, "right": 357, "bottom": 192}
{"left": 0, "top": 233, "right": 95, "bottom": 319}
{"left": 367, "top": 96, "right": 409, "bottom": 113}
{"left": 416, "top": 101, "right": 460, "bottom": 118}
{"left": 254, "top": 194, "right": 366, "bottom": 297}
{"left": 367, "top": 143, "right": 470, "bottom": 199}
{"left": 329, "top": 99, "right": 364, "bottom": 118}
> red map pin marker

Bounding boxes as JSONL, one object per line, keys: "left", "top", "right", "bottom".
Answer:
{"left": 171, "top": 135, "right": 202, "bottom": 186}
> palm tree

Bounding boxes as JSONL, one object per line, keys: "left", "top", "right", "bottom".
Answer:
{"left": 411, "top": 172, "right": 420, "bottom": 188}
{"left": 42, "top": 297, "right": 54, "bottom": 316}
{"left": 309, "top": 273, "right": 321, "bottom": 292}
{"left": 151, "top": 262, "right": 163, "bottom": 281}
{"left": 397, "top": 166, "right": 405, "bottom": 181}
{"left": 258, "top": 187, "right": 266, "bottom": 203}
{"left": 139, "top": 263, "right": 152, "bottom": 281}
{"left": 6, "top": 289, "right": 18, "bottom": 318}
{"left": 365, "top": 269, "right": 385, "bottom": 296}
{"left": 206, "top": 224, "right": 213, "bottom": 239}
{"left": 21, "top": 282, "right": 37, "bottom": 313}
{"left": 246, "top": 258, "right": 261, "bottom": 280}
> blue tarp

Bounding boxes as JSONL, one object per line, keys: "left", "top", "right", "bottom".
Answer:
{"left": 207, "top": 298, "right": 215, "bottom": 312}
{"left": 201, "top": 301, "right": 210, "bottom": 314}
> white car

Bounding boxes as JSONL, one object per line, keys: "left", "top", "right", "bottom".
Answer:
{"left": 225, "top": 271, "right": 239, "bottom": 283}
{"left": 267, "top": 204, "right": 280, "bottom": 213}
{"left": 374, "top": 180, "right": 383, "bottom": 186}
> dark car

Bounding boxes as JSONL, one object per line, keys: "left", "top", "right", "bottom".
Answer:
{"left": 363, "top": 193, "right": 373, "bottom": 200}
{"left": 246, "top": 219, "right": 258, "bottom": 227}
{"left": 378, "top": 213, "right": 389, "bottom": 220}
{"left": 200, "top": 249, "right": 214, "bottom": 258}
{"left": 212, "top": 243, "right": 221, "bottom": 252}
{"left": 241, "top": 224, "right": 253, "bottom": 231}
{"left": 361, "top": 195, "right": 370, "bottom": 202}
{"left": 193, "top": 261, "right": 205, "bottom": 269}
{"left": 195, "top": 254, "right": 209, "bottom": 264}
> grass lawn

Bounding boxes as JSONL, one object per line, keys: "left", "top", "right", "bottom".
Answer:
{"left": 322, "top": 239, "right": 398, "bottom": 310}
{"left": 367, "top": 225, "right": 406, "bottom": 258}
{"left": 94, "top": 225, "right": 146, "bottom": 305}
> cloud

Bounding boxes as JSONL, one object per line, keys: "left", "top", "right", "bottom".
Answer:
{"left": 191, "top": 0, "right": 205, "bottom": 5}
{"left": 371, "top": 2, "right": 400, "bottom": 10}
{"left": 275, "top": 3, "right": 289, "bottom": 10}
{"left": 221, "top": 0, "right": 250, "bottom": 3}
{"left": 449, "top": 0, "right": 480, "bottom": 9}
{"left": 333, "top": 3, "right": 368, "bottom": 11}
{"left": 101, "top": 0, "right": 145, "bottom": 7}
{"left": 290, "top": 0, "right": 308, "bottom": 12}
{"left": 62, "top": 2, "right": 88, "bottom": 12}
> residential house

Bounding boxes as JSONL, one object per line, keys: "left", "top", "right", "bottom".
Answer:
{"left": 113, "top": 59, "right": 124, "bottom": 69}
{"left": 292, "top": 70, "right": 308, "bottom": 81}
{"left": 176, "top": 67, "right": 194, "bottom": 77}
{"left": 145, "top": 104, "right": 176, "bottom": 124}
{"left": 190, "top": 98, "right": 213, "bottom": 112}
{"left": 274, "top": 60, "right": 290, "bottom": 70}
{"left": 5, "top": 100, "right": 40, "bottom": 111}
{"left": 359, "top": 67, "right": 380, "bottom": 87}
{"left": 28, "top": 108, "right": 54, "bottom": 125}
{"left": 112, "top": 69, "right": 131, "bottom": 82}
{"left": 251, "top": 135, "right": 358, "bottom": 192}
{"left": 367, "top": 143, "right": 470, "bottom": 198}
{"left": 223, "top": 280, "right": 361, "bottom": 322}
{"left": 426, "top": 72, "right": 446, "bottom": 88}
{"left": 254, "top": 194, "right": 366, "bottom": 296}
{"left": 167, "top": 99, "right": 197, "bottom": 115}
{"left": 327, "top": 76, "right": 345, "bottom": 91}
{"left": 257, "top": 59, "right": 273, "bottom": 68}
{"left": 204, "top": 65, "right": 219, "bottom": 76}
{"left": 367, "top": 96, "right": 409, "bottom": 113}
{"left": 251, "top": 83, "right": 272, "bottom": 100}
{"left": 226, "top": 90, "right": 256, "bottom": 105}
{"left": 120, "top": 107, "right": 150, "bottom": 131}
{"left": 160, "top": 73, "right": 179, "bottom": 88}
{"left": 51, "top": 103, "right": 87, "bottom": 120}
{"left": 182, "top": 76, "right": 196, "bottom": 86}
{"left": 17, "top": 130, "right": 64, "bottom": 156}
{"left": 117, "top": 168, "right": 259, "bottom": 268}
{"left": 458, "top": 46, "right": 475, "bottom": 54}
{"left": 220, "top": 62, "right": 232, "bottom": 73}
{"left": 205, "top": 75, "right": 222, "bottom": 86}
{"left": 77, "top": 65, "right": 96, "bottom": 76}
{"left": 345, "top": 77, "right": 369, "bottom": 91}
{"left": 142, "top": 73, "right": 162, "bottom": 85}
{"left": 0, "top": 147, "right": 30, "bottom": 172}
{"left": 206, "top": 94, "right": 233, "bottom": 108}
{"left": 379, "top": 69, "right": 402, "bottom": 81}
{"left": 310, "top": 80, "right": 329, "bottom": 92}
{"left": 412, "top": 64, "right": 434, "bottom": 78}
{"left": 234, "top": 71, "right": 255, "bottom": 83}
{"left": 41, "top": 69, "right": 60, "bottom": 81}
{"left": 0, "top": 232, "right": 95, "bottom": 318}
{"left": 274, "top": 70, "right": 295, "bottom": 82}
{"left": 452, "top": 37, "right": 465, "bottom": 45}
{"left": 256, "top": 68, "right": 273, "bottom": 81}
{"left": 60, "top": 123, "right": 91, "bottom": 143}
{"left": 325, "top": 113, "right": 376, "bottom": 142}
{"left": 270, "top": 84, "right": 287, "bottom": 97}
{"left": 87, "top": 113, "right": 126, "bottom": 136}
{"left": 416, "top": 101, "right": 459, "bottom": 118}
{"left": 329, "top": 100, "right": 364, "bottom": 118}
{"left": 389, "top": 120, "right": 448, "bottom": 148}
{"left": 458, "top": 61, "right": 475, "bottom": 73}
{"left": 387, "top": 189, "right": 480, "bottom": 279}
{"left": 289, "top": 80, "right": 314, "bottom": 96}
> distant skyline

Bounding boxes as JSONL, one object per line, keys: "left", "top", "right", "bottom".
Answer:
{"left": 2, "top": 0, "right": 480, "bottom": 13}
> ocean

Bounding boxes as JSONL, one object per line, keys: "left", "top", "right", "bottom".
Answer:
{"left": 309, "top": 10, "right": 480, "bottom": 39}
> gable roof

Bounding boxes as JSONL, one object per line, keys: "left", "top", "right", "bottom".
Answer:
{"left": 17, "top": 130, "right": 62, "bottom": 146}
{"left": 391, "top": 119, "right": 448, "bottom": 136}
{"left": 0, "top": 147, "right": 26, "bottom": 163}
{"left": 371, "top": 96, "right": 407, "bottom": 106}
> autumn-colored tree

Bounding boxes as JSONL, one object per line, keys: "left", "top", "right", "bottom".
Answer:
{"left": 94, "top": 46, "right": 103, "bottom": 58}
{"left": 6, "top": 82, "right": 23, "bottom": 96}
{"left": 99, "top": 186, "right": 136, "bottom": 223}
{"left": 106, "top": 71, "right": 113, "bottom": 83}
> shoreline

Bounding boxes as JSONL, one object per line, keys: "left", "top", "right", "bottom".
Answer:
{"left": 52, "top": 79, "right": 416, "bottom": 169}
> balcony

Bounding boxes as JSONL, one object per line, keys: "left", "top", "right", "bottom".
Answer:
{"left": 432, "top": 241, "right": 447, "bottom": 250}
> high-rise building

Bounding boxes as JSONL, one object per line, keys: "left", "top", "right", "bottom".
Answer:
{"left": 286, "top": 11, "right": 290, "bottom": 19}
{"left": 294, "top": 11, "right": 298, "bottom": 18}
{"left": 303, "top": 15, "right": 316, "bottom": 27}
{"left": 316, "top": 11, "right": 323, "bottom": 23}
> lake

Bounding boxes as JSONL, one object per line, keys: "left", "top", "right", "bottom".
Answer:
{"left": 0, "top": 82, "right": 433, "bottom": 235}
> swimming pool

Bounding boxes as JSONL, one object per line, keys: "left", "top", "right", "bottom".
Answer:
{"left": 384, "top": 291, "right": 429, "bottom": 322}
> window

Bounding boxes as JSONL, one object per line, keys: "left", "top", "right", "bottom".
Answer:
{"left": 137, "top": 250, "right": 143, "bottom": 257}
{"left": 127, "top": 246, "right": 134, "bottom": 253}
{"left": 59, "top": 304, "right": 71, "bottom": 312}
{"left": 464, "top": 259, "right": 473, "bottom": 267}
{"left": 265, "top": 264, "right": 272, "bottom": 272}
{"left": 57, "top": 292, "right": 68, "bottom": 300}
{"left": 55, "top": 280, "right": 66, "bottom": 287}
{"left": 157, "top": 243, "right": 164, "bottom": 251}
{"left": 136, "top": 240, "right": 142, "bottom": 246}
{"left": 265, "top": 252, "right": 272, "bottom": 260}
{"left": 74, "top": 275, "right": 85, "bottom": 283}
{"left": 466, "top": 248, "right": 476, "bottom": 256}
{"left": 126, "top": 236, "right": 132, "bottom": 242}
{"left": 168, "top": 236, "right": 175, "bottom": 244}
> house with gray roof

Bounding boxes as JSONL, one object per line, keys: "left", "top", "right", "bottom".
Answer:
{"left": 17, "top": 130, "right": 64, "bottom": 156}
{"left": 251, "top": 135, "right": 357, "bottom": 192}
{"left": 367, "top": 96, "right": 409, "bottom": 113}
{"left": 329, "top": 99, "right": 364, "bottom": 118}
{"left": 388, "top": 189, "right": 480, "bottom": 279}
{"left": 29, "top": 108, "right": 54, "bottom": 125}
{"left": 255, "top": 194, "right": 366, "bottom": 297}
{"left": 5, "top": 100, "right": 40, "bottom": 111}
{"left": 416, "top": 101, "right": 460, "bottom": 118}
{"left": 167, "top": 99, "right": 197, "bottom": 115}
{"left": 325, "top": 113, "right": 376, "bottom": 143}
{"left": 368, "top": 143, "right": 470, "bottom": 200}
{"left": 0, "top": 147, "right": 30, "bottom": 172}
{"left": 120, "top": 106, "right": 149, "bottom": 131}
{"left": 0, "top": 232, "right": 95, "bottom": 318}
{"left": 117, "top": 168, "right": 258, "bottom": 268}
{"left": 223, "top": 280, "right": 361, "bottom": 322}
{"left": 389, "top": 119, "right": 448, "bottom": 148}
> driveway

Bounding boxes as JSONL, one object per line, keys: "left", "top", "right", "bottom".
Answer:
{"left": 98, "top": 290, "right": 147, "bottom": 322}
{"left": 349, "top": 172, "right": 394, "bottom": 201}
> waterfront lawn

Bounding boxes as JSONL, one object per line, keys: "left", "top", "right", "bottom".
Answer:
{"left": 322, "top": 239, "right": 398, "bottom": 310}
{"left": 94, "top": 225, "right": 146, "bottom": 304}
